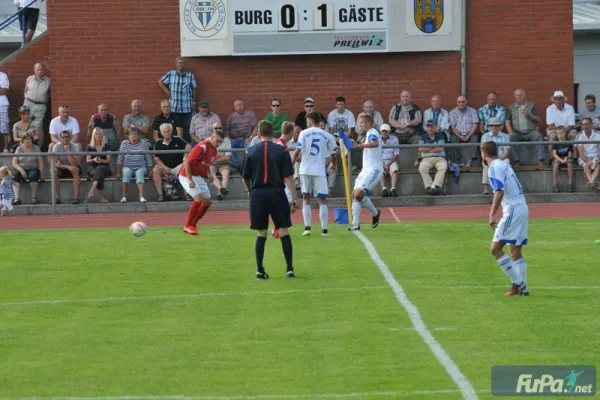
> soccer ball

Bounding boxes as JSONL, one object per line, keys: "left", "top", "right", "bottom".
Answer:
{"left": 129, "top": 221, "right": 147, "bottom": 237}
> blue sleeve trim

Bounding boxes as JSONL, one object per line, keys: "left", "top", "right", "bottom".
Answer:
{"left": 489, "top": 177, "right": 504, "bottom": 192}
{"left": 367, "top": 134, "right": 378, "bottom": 143}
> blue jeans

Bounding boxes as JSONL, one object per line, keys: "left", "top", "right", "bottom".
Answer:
{"left": 122, "top": 166, "right": 147, "bottom": 184}
{"left": 230, "top": 138, "right": 248, "bottom": 169}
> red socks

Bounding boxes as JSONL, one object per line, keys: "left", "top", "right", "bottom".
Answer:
{"left": 192, "top": 203, "right": 209, "bottom": 226}
{"left": 186, "top": 202, "right": 201, "bottom": 227}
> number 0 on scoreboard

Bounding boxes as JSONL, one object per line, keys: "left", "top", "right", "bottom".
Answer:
{"left": 277, "top": 3, "right": 334, "bottom": 32}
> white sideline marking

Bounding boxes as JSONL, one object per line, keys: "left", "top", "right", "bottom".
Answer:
{"left": 0, "top": 286, "right": 388, "bottom": 307}
{"left": 1, "top": 389, "right": 490, "bottom": 400}
{"left": 352, "top": 230, "right": 479, "bottom": 400}
{"left": 388, "top": 207, "right": 401, "bottom": 222}
{"left": 422, "top": 285, "right": 600, "bottom": 290}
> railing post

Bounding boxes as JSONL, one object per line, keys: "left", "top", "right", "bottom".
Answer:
{"left": 49, "top": 154, "right": 56, "bottom": 215}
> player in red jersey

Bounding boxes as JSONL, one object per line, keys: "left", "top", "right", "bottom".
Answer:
{"left": 179, "top": 129, "right": 225, "bottom": 235}
{"left": 272, "top": 121, "right": 296, "bottom": 239}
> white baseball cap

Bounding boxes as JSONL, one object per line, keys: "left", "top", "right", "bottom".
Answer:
{"left": 380, "top": 124, "right": 391, "bottom": 132}
{"left": 551, "top": 90, "right": 567, "bottom": 100}
{"left": 304, "top": 97, "right": 315, "bottom": 104}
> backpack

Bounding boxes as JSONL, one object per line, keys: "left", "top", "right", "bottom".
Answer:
{"left": 163, "top": 175, "right": 180, "bottom": 200}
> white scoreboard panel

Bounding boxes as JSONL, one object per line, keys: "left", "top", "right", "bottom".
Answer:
{"left": 180, "top": 0, "right": 462, "bottom": 57}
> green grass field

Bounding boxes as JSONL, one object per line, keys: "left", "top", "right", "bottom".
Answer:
{"left": 1, "top": 219, "right": 599, "bottom": 399}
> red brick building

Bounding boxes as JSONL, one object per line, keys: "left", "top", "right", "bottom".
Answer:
{"left": 1, "top": 0, "right": 574, "bottom": 146}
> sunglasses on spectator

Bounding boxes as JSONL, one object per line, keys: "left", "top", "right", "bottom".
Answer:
{"left": 214, "top": 127, "right": 223, "bottom": 130}
{"left": 19, "top": 106, "right": 31, "bottom": 113}
{"left": 489, "top": 124, "right": 501, "bottom": 127}
{"left": 60, "top": 136, "right": 70, "bottom": 139}
{"left": 272, "top": 104, "right": 280, "bottom": 107}
{"left": 305, "top": 105, "right": 314, "bottom": 108}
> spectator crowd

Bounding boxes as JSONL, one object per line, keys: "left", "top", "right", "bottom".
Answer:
{"left": 1, "top": 56, "right": 600, "bottom": 210}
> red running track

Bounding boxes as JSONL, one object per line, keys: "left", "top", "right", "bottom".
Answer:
{"left": 1, "top": 203, "right": 599, "bottom": 231}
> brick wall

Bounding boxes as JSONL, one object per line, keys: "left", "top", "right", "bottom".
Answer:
{"left": 31, "top": 0, "right": 573, "bottom": 146}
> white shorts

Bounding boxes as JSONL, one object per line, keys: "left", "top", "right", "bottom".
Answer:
{"left": 300, "top": 174, "right": 329, "bottom": 199}
{"left": 179, "top": 174, "right": 211, "bottom": 198}
{"left": 354, "top": 168, "right": 383, "bottom": 195}
{"left": 578, "top": 157, "right": 599, "bottom": 169}
{"left": 493, "top": 204, "right": 529, "bottom": 246}
{"left": 284, "top": 186, "right": 293, "bottom": 203}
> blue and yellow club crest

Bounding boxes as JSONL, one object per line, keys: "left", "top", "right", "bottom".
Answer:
{"left": 414, "top": 0, "right": 444, "bottom": 34}
{"left": 193, "top": 1, "right": 218, "bottom": 29}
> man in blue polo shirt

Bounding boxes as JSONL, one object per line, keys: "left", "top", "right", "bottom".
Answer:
{"left": 417, "top": 120, "right": 448, "bottom": 195}
{"left": 242, "top": 121, "right": 299, "bottom": 280}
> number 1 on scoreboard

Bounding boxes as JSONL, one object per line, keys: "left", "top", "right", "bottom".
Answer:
{"left": 313, "top": 3, "right": 333, "bottom": 30}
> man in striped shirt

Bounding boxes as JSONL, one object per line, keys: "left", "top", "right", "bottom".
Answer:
{"left": 179, "top": 129, "right": 226, "bottom": 236}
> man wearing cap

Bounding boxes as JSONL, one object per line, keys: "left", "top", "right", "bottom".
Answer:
{"left": 546, "top": 90, "right": 577, "bottom": 162}
{"left": 417, "top": 120, "right": 448, "bottom": 195}
{"left": 294, "top": 97, "right": 327, "bottom": 130}
{"left": 189, "top": 100, "right": 221, "bottom": 146}
{"left": 480, "top": 117, "right": 510, "bottom": 195}
{"left": 379, "top": 124, "right": 399, "bottom": 197}
{"left": 505, "top": 88, "right": 544, "bottom": 168}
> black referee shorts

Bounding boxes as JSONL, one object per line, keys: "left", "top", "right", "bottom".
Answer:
{"left": 250, "top": 187, "right": 292, "bottom": 231}
{"left": 18, "top": 8, "right": 40, "bottom": 31}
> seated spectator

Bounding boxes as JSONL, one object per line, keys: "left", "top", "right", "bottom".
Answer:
{"left": 579, "top": 94, "right": 600, "bottom": 130}
{"left": 417, "top": 120, "right": 447, "bottom": 195}
{"left": 477, "top": 92, "right": 506, "bottom": 134}
{"left": 86, "top": 127, "right": 112, "bottom": 203}
{"left": 11, "top": 132, "right": 44, "bottom": 205}
{"left": 379, "top": 124, "right": 399, "bottom": 197}
{"left": 551, "top": 126, "right": 574, "bottom": 193}
{"left": 209, "top": 123, "right": 232, "bottom": 201}
{"left": 0, "top": 68, "right": 8, "bottom": 153}
{"left": 226, "top": 98, "right": 259, "bottom": 169}
{"left": 189, "top": 100, "right": 220, "bottom": 145}
{"left": 449, "top": 95, "right": 479, "bottom": 167}
{"left": 123, "top": 99, "right": 152, "bottom": 143}
{"left": 547, "top": 91, "right": 578, "bottom": 160}
{"left": 576, "top": 118, "right": 600, "bottom": 191}
{"left": 88, "top": 103, "right": 120, "bottom": 151}
{"left": 49, "top": 105, "right": 80, "bottom": 153}
{"left": 152, "top": 100, "right": 177, "bottom": 142}
{"left": 328, "top": 96, "right": 356, "bottom": 139}
{"left": 355, "top": 100, "right": 384, "bottom": 143}
{"left": 264, "top": 98, "right": 289, "bottom": 138}
{"left": 294, "top": 97, "right": 327, "bottom": 130}
{"left": 505, "top": 88, "right": 544, "bottom": 168}
{"left": 52, "top": 130, "right": 82, "bottom": 204}
{"left": 389, "top": 90, "right": 422, "bottom": 166}
{"left": 480, "top": 117, "right": 510, "bottom": 195}
{"left": 152, "top": 123, "right": 191, "bottom": 202}
{"left": 116, "top": 127, "right": 152, "bottom": 203}
{"left": 12, "top": 105, "right": 42, "bottom": 150}
{"left": 422, "top": 94, "right": 451, "bottom": 141}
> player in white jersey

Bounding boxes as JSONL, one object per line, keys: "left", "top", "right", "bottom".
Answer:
{"left": 349, "top": 114, "right": 382, "bottom": 231}
{"left": 291, "top": 111, "right": 337, "bottom": 237}
{"left": 481, "top": 141, "right": 530, "bottom": 296}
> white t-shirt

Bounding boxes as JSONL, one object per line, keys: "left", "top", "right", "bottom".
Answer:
{"left": 0, "top": 72, "right": 9, "bottom": 107}
{"left": 362, "top": 128, "right": 383, "bottom": 170}
{"left": 297, "top": 127, "right": 337, "bottom": 176}
{"left": 546, "top": 103, "right": 575, "bottom": 128}
{"left": 576, "top": 131, "right": 600, "bottom": 160}
{"left": 488, "top": 159, "right": 527, "bottom": 211}
{"left": 327, "top": 109, "right": 356, "bottom": 134}
{"left": 49, "top": 116, "right": 80, "bottom": 138}
{"left": 15, "top": 0, "right": 40, "bottom": 8}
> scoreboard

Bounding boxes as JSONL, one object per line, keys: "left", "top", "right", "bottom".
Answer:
{"left": 180, "top": 0, "right": 462, "bottom": 56}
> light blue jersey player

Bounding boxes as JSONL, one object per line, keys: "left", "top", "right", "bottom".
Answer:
{"left": 481, "top": 140, "right": 529, "bottom": 296}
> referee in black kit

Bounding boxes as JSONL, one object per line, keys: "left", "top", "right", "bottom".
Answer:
{"left": 242, "top": 121, "right": 299, "bottom": 280}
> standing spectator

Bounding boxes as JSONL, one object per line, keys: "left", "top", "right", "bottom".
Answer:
{"left": 12, "top": 105, "right": 42, "bottom": 149}
{"left": 86, "top": 128, "right": 112, "bottom": 203}
{"left": 579, "top": 94, "right": 600, "bottom": 130}
{"left": 157, "top": 57, "right": 197, "bottom": 143}
{"left": 0, "top": 68, "right": 9, "bottom": 153}
{"left": 449, "top": 95, "right": 479, "bottom": 167}
{"left": 577, "top": 118, "right": 600, "bottom": 191}
{"left": 23, "top": 63, "right": 50, "bottom": 136}
{"left": 122, "top": 100, "right": 151, "bottom": 143}
{"left": 189, "top": 100, "right": 220, "bottom": 145}
{"left": 152, "top": 100, "right": 178, "bottom": 142}
{"left": 551, "top": 126, "right": 574, "bottom": 193}
{"left": 49, "top": 105, "right": 80, "bottom": 152}
{"left": 87, "top": 103, "right": 121, "bottom": 151}
{"left": 417, "top": 120, "right": 447, "bottom": 195}
{"left": 11, "top": 132, "right": 44, "bottom": 204}
{"left": 294, "top": 97, "right": 327, "bottom": 130}
{"left": 226, "top": 98, "right": 258, "bottom": 167}
{"left": 264, "top": 98, "right": 289, "bottom": 138}
{"left": 116, "top": 127, "right": 152, "bottom": 203}
{"left": 15, "top": 0, "right": 40, "bottom": 44}
{"left": 209, "top": 123, "right": 232, "bottom": 201}
{"left": 478, "top": 92, "right": 506, "bottom": 133}
{"left": 379, "top": 124, "right": 399, "bottom": 197}
{"left": 355, "top": 100, "right": 384, "bottom": 142}
{"left": 546, "top": 91, "right": 578, "bottom": 159}
{"left": 327, "top": 96, "right": 356, "bottom": 139}
{"left": 52, "top": 130, "right": 82, "bottom": 204}
{"left": 152, "top": 123, "right": 192, "bottom": 202}
{"left": 480, "top": 117, "right": 510, "bottom": 195}
{"left": 505, "top": 88, "right": 544, "bottom": 168}
{"left": 422, "top": 94, "right": 451, "bottom": 141}
{"left": 388, "top": 90, "right": 423, "bottom": 166}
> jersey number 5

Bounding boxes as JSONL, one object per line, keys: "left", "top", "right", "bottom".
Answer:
{"left": 310, "top": 138, "right": 320, "bottom": 156}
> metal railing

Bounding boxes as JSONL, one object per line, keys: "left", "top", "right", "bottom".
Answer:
{"left": 0, "top": 0, "right": 45, "bottom": 45}
{"left": 1, "top": 139, "right": 600, "bottom": 215}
